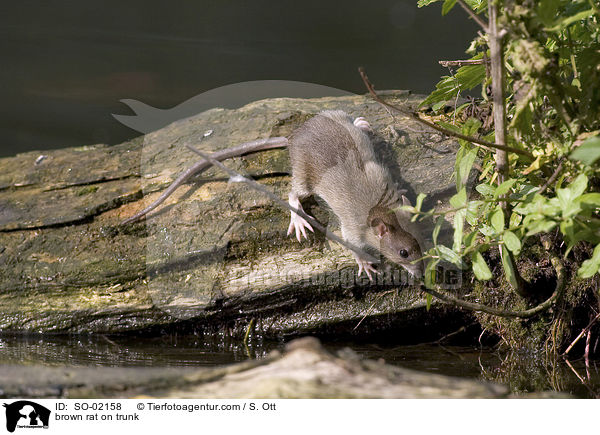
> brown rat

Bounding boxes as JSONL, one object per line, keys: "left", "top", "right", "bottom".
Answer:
{"left": 122, "top": 110, "right": 423, "bottom": 279}
{"left": 286, "top": 110, "right": 423, "bottom": 279}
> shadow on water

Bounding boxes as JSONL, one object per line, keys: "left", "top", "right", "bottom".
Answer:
{"left": 1, "top": 334, "right": 599, "bottom": 398}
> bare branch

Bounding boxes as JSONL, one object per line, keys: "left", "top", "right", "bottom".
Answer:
{"left": 563, "top": 312, "right": 600, "bottom": 355}
{"left": 439, "top": 59, "right": 488, "bottom": 68}
{"left": 537, "top": 157, "right": 565, "bottom": 195}
{"left": 488, "top": 0, "right": 527, "bottom": 297}
{"left": 457, "top": 0, "right": 488, "bottom": 31}
{"left": 358, "top": 67, "right": 534, "bottom": 159}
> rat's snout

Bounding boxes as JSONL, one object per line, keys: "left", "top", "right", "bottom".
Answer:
{"left": 407, "top": 259, "right": 424, "bottom": 279}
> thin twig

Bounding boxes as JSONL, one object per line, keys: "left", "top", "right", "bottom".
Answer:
{"left": 537, "top": 157, "right": 565, "bottom": 195}
{"left": 457, "top": 0, "right": 489, "bottom": 31}
{"left": 243, "top": 318, "right": 255, "bottom": 346}
{"left": 432, "top": 322, "right": 478, "bottom": 344}
{"left": 186, "top": 144, "right": 379, "bottom": 263}
{"left": 353, "top": 289, "right": 397, "bottom": 331}
{"left": 585, "top": 329, "right": 591, "bottom": 368}
{"left": 563, "top": 312, "right": 600, "bottom": 355}
{"left": 439, "top": 59, "right": 488, "bottom": 67}
{"left": 358, "top": 67, "right": 534, "bottom": 159}
{"left": 420, "top": 255, "right": 565, "bottom": 319}
{"left": 564, "top": 358, "right": 587, "bottom": 384}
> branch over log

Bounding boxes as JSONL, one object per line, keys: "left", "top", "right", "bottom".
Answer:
{"left": 358, "top": 67, "right": 534, "bottom": 160}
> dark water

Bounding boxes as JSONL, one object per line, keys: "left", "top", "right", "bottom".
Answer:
{"left": 0, "top": 0, "right": 478, "bottom": 157}
{"left": 1, "top": 334, "right": 599, "bottom": 398}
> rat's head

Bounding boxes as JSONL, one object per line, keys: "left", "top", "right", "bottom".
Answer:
{"left": 368, "top": 208, "right": 424, "bottom": 277}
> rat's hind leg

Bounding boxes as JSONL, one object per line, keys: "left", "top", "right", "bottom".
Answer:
{"left": 353, "top": 116, "right": 372, "bottom": 133}
{"left": 287, "top": 191, "right": 314, "bottom": 242}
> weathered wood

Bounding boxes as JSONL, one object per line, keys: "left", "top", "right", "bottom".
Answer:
{"left": 0, "top": 92, "right": 465, "bottom": 337}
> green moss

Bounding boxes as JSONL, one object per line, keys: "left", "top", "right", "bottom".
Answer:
{"left": 468, "top": 240, "right": 600, "bottom": 357}
{"left": 77, "top": 185, "right": 99, "bottom": 196}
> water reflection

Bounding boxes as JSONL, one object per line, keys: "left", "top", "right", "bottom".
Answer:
{"left": 0, "top": 334, "right": 598, "bottom": 397}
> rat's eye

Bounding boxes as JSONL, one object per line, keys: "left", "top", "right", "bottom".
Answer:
{"left": 399, "top": 249, "right": 409, "bottom": 258}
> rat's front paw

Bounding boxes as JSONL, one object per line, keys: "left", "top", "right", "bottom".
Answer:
{"left": 287, "top": 212, "right": 314, "bottom": 242}
{"left": 355, "top": 257, "right": 379, "bottom": 281}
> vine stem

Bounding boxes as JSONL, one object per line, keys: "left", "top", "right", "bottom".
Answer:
{"left": 420, "top": 255, "right": 565, "bottom": 319}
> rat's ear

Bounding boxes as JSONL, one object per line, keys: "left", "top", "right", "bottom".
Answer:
{"left": 370, "top": 218, "right": 389, "bottom": 239}
{"left": 395, "top": 195, "right": 413, "bottom": 221}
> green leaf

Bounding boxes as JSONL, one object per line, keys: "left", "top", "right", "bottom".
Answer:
{"left": 441, "top": 0, "right": 457, "bottom": 15}
{"left": 560, "top": 218, "right": 576, "bottom": 247}
{"left": 437, "top": 245, "right": 467, "bottom": 269}
{"left": 546, "top": 8, "right": 595, "bottom": 32}
{"left": 471, "top": 251, "right": 492, "bottom": 280}
{"left": 503, "top": 230, "right": 521, "bottom": 255}
{"left": 414, "top": 193, "right": 427, "bottom": 212}
{"left": 455, "top": 147, "right": 478, "bottom": 191}
{"left": 424, "top": 258, "right": 440, "bottom": 289}
{"left": 537, "top": 0, "right": 561, "bottom": 27}
{"left": 525, "top": 218, "right": 557, "bottom": 236}
{"left": 426, "top": 293, "right": 433, "bottom": 311}
{"left": 464, "top": 230, "right": 478, "bottom": 249}
{"left": 570, "top": 136, "right": 600, "bottom": 166}
{"left": 491, "top": 207, "right": 505, "bottom": 233}
{"left": 466, "top": 200, "right": 483, "bottom": 226}
{"left": 450, "top": 187, "right": 467, "bottom": 208}
{"left": 479, "top": 224, "right": 495, "bottom": 237}
{"left": 495, "top": 179, "right": 517, "bottom": 198}
{"left": 578, "top": 193, "right": 600, "bottom": 207}
{"left": 432, "top": 217, "right": 443, "bottom": 245}
{"left": 501, "top": 245, "right": 520, "bottom": 290}
{"left": 453, "top": 209, "right": 466, "bottom": 252}
{"left": 462, "top": 117, "right": 482, "bottom": 137}
{"left": 555, "top": 174, "right": 587, "bottom": 218}
{"left": 417, "top": 0, "right": 442, "bottom": 7}
{"left": 421, "top": 64, "right": 486, "bottom": 107}
{"left": 509, "top": 212, "right": 522, "bottom": 228}
{"left": 569, "top": 173, "right": 589, "bottom": 198}
{"left": 578, "top": 244, "right": 600, "bottom": 278}
{"left": 476, "top": 183, "right": 495, "bottom": 197}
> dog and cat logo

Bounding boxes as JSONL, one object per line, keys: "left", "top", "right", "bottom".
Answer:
{"left": 3, "top": 401, "right": 50, "bottom": 432}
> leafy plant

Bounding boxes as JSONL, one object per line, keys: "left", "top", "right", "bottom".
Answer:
{"left": 413, "top": 0, "right": 600, "bottom": 292}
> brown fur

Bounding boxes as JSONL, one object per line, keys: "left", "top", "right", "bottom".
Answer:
{"left": 288, "top": 110, "right": 423, "bottom": 276}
